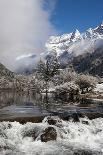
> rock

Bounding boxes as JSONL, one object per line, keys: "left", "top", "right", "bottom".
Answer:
{"left": 74, "top": 149, "right": 102, "bottom": 155}
{"left": 47, "top": 117, "right": 57, "bottom": 125}
{"left": 41, "top": 127, "right": 57, "bottom": 142}
{"left": 82, "top": 120, "right": 89, "bottom": 125}
{"left": 7, "top": 123, "right": 12, "bottom": 129}
{"left": 0, "top": 129, "right": 7, "bottom": 139}
{"left": 44, "top": 116, "right": 62, "bottom": 127}
{"left": 0, "top": 145, "right": 12, "bottom": 150}
{"left": 78, "top": 113, "right": 85, "bottom": 118}
{"left": 59, "top": 111, "right": 71, "bottom": 121}
{"left": 72, "top": 113, "right": 80, "bottom": 122}
{"left": 74, "top": 150, "right": 93, "bottom": 155}
{"left": 22, "top": 129, "right": 37, "bottom": 140}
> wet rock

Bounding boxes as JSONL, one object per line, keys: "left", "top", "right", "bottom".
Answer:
{"left": 72, "top": 113, "right": 80, "bottom": 122}
{"left": 22, "top": 129, "right": 37, "bottom": 140}
{"left": 74, "top": 150, "right": 93, "bottom": 155}
{"left": 73, "top": 150, "right": 102, "bottom": 155}
{"left": 0, "top": 129, "right": 7, "bottom": 139}
{"left": 47, "top": 117, "right": 57, "bottom": 125}
{"left": 0, "top": 145, "right": 11, "bottom": 150}
{"left": 82, "top": 120, "right": 89, "bottom": 125}
{"left": 7, "top": 123, "right": 12, "bottom": 129}
{"left": 0, "top": 123, "right": 12, "bottom": 130}
{"left": 59, "top": 111, "right": 71, "bottom": 121}
{"left": 61, "top": 112, "right": 80, "bottom": 122}
{"left": 92, "top": 129, "right": 102, "bottom": 134}
{"left": 0, "top": 142, "right": 16, "bottom": 152}
{"left": 43, "top": 116, "right": 62, "bottom": 127}
{"left": 41, "top": 127, "right": 57, "bottom": 142}
{"left": 78, "top": 113, "right": 85, "bottom": 118}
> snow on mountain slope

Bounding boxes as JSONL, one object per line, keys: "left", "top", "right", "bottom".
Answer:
{"left": 44, "top": 23, "right": 103, "bottom": 58}
{"left": 14, "top": 23, "right": 103, "bottom": 74}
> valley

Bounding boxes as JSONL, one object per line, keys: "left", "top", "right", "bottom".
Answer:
{"left": 0, "top": 23, "right": 103, "bottom": 155}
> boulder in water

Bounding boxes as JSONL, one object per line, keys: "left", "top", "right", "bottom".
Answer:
{"left": 43, "top": 116, "right": 62, "bottom": 127}
{"left": 72, "top": 113, "right": 80, "bottom": 122}
{"left": 82, "top": 120, "right": 89, "bottom": 125}
{"left": 41, "top": 127, "right": 57, "bottom": 142}
{"left": 46, "top": 117, "right": 57, "bottom": 125}
{"left": 22, "top": 129, "right": 37, "bottom": 140}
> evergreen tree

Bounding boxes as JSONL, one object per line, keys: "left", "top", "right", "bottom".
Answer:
{"left": 37, "top": 55, "right": 60, "bottom": 102}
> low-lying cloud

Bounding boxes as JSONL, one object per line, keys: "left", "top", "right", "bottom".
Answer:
{"left": 0, "top": 0, "right": 57, "bottom": 71}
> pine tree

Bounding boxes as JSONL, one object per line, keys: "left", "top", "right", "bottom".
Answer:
{"left": 37, "top": 55, "right": 60, "bottom": 103}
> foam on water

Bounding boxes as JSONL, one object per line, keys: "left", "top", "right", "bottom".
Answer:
{"left": 0, "top": 117, "right": 103, "bottom": 155}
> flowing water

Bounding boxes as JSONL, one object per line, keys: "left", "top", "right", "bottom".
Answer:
{"left": 0, "top": 91, "right": 103, "bottom": 155}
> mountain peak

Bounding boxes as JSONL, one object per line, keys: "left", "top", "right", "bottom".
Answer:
{"left": 70, "top": 29, "right": 81, "bottom": 41}
{"left": 93, "top": 22, "right": 103, "bottom": 35}
{"left": 75, "top": 29, "right": 80, "bottom": 33}
{"left": 44, "top": 22, "right": 103, "bottom": 60}
{"left": 72, "top": 29, "right": 80, "bottom": 36}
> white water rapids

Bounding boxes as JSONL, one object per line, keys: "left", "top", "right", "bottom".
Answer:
{"left": 0, "top": 117, "right": 103, "bottom": 155}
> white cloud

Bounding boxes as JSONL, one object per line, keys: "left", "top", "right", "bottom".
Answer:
{"left": 0, "top": 0, "right": 57, "bottom": 70}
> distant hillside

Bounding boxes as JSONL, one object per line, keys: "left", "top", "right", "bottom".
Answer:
{"left": 0, "top": 63, "right": 15, "bottom": 90}
{"left": 0, "top": 63, "right": 14, "bottom": 78}
{"left": 72, "top": 47, "right": 103, "bottom": 77}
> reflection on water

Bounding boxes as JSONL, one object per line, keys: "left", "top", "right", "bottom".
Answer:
{"left": 0, "top": 91, "right": 52, "bottom": 121}
{"left": 0, "top": 91, "right": 39, "bottom": 108}
{"left": 0, "top": 91, "right": 103, "bottom": 122}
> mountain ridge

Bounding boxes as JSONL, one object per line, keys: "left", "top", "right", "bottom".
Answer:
{"left": 43, "top": 22, "right": 103, "bottom": 76}
{"left": 44, "top": 22, "right": 103, "bottom": 58}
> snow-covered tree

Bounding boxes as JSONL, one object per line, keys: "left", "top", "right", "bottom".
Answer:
{"left": 37, "top": 55, "right": 60, "bottom": 81}
{"left": 54, "top": 82, "right": 79, "bottom": 101}
{"left": 37, "top": 55, "right": 60, "bottom": 102}
{"left": 75, "top": 74, "right": 98, "bottom": 94}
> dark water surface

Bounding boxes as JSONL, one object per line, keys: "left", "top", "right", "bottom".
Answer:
{"left": 0, "top": 91, "right": 51, "bottom": 122}
{"left": 0, "top": 91, "right": 103, "bottom": 122}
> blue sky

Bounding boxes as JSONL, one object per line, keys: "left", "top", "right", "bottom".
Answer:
{"left": 51, "top": 0, "right": 103, "bottom": 34}
{"left": 0, "top": 0, "right": 103, "bottom": 70}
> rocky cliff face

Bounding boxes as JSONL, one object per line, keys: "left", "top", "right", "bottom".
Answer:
{"left": 72, "top": 45, "right": 103, "bottom": 77}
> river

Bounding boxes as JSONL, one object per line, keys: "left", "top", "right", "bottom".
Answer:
{"left": 0, "top": 91, "right": 103, "bottom": 154}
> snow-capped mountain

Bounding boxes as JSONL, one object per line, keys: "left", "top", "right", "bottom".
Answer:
{"left": 14, "top": 23, "right": 103, "bottom": 76}
{"left": 45, "top": 23, "right": 103, "bottom": 59}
